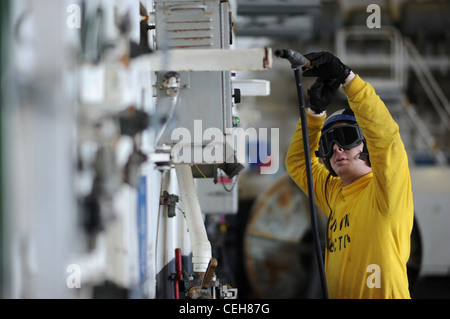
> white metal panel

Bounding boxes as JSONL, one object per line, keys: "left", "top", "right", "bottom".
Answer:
{"left": 196, "top": 177, "right": 238, "bottom": 214}
{"left": 411, "top": 167, "right": 450, "bottom": 275}
{"left": 133, "top": 48, "right": 273, "bottom": 72}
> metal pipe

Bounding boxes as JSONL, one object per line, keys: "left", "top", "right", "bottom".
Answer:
{"left": 174, "top": 248, "right": 182, "bottom": 299}
{"left": 175, "top": 164, "right": 212, "bottom": 275}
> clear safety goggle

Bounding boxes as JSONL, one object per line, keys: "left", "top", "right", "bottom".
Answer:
{"left": 316, "top": 124, "right": 365, "bottom": 158}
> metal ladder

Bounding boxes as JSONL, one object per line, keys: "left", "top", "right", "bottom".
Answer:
{"left": 336, "top": 26, "right": 448, "bottom": 166}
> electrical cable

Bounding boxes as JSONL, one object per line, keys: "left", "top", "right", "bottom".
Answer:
{"left": 273, "top": 49, "right": 330, "bottom": 299}
{"left": 293, "top": 66, "right": 329, "bottom": 299}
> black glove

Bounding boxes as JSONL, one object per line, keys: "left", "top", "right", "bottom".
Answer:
{"left": 308, "top": 78, "right": 340, "bottom": 114}
{"left": 302, "top": 51, "right": 351, "bottom": 84}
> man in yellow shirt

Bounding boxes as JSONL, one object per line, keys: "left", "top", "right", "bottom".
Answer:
{"left": 285, "top": 52, "right": 414, "bottom": 298}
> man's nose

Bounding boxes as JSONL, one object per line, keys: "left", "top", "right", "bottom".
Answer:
{"left": 333, "top": 143, "right": 344, "bottom": 153}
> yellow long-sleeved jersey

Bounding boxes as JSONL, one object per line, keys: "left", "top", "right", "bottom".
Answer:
{"left": 285, "top": 75, "right": 414, "bottom": 299}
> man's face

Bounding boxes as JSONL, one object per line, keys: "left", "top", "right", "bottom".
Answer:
{"left": 326, "top": 122, "right": 371, "bottom": 184}
{"left": 329, "top": 140, "right": 366, "bottom": 177}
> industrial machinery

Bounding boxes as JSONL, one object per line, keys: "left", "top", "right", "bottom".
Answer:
{"left": 1, "top": 0, "right": 272, "bottom": 299}
{"left": 1, "top": 0, "right": 450, "bottom": 300}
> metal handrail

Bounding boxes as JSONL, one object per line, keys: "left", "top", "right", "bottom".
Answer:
{"left": 404, "top": 38, "right": 450, "bottom": 130}
{"left": 335, "top": 26, "right": 448, "bottom": 165}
